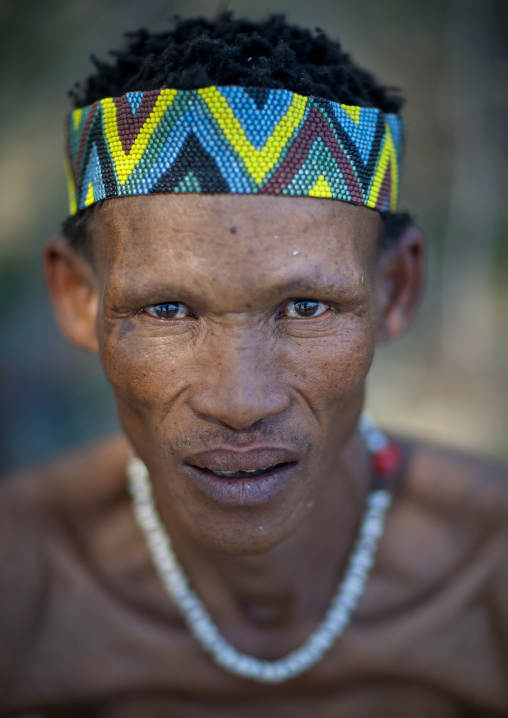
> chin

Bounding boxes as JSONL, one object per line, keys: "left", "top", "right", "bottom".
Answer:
{"left": 158, "top": 466, "right": 313, "bottom": 556}
{"left": 187, "top": 515, "right": 305, "bottom": 557}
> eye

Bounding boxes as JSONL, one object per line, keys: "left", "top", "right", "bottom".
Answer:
{"left": 283, "top": 299, "right": 332, "bottom": 319}
{"left": 143, "top": 302, "right": 192, "bottom": 320}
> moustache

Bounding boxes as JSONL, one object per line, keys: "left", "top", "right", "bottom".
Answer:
{"left": 166, "top": 424, "right": 313, "bottom": 458}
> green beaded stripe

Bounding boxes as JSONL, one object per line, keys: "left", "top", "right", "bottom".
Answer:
{"left": 66, "top": 86, "right": 405, "bottom": 215}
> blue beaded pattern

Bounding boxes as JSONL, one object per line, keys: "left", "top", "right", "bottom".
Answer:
{"left": 66, "top": 86, "right": 405, "bottom": 215}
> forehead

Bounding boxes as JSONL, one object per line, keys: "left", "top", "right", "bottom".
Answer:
{"left": 90, "top": 195, "right": 380, "bottom": 289}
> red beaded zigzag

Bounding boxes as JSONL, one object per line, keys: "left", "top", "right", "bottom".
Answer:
{"left": 66, "top": 86, "right": 405, "bottom": 216}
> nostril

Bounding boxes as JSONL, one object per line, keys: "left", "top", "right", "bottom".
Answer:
{"left": 189, "top": 383, "right": 291, "bottom": 431}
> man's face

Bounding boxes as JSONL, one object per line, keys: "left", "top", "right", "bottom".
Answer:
{"left": 89, "top": 194, "right": 382, "bottom": 554}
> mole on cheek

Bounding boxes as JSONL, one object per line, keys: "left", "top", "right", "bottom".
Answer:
{"left": 230, "top": 226, "right": 238, "bottom": 234}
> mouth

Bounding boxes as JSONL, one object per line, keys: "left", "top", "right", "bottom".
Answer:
{"left": 197, "top": 462, "right": 291, "bottom": 480}
{"left": 182, "top": 450, "right": 299, "bottom": 506}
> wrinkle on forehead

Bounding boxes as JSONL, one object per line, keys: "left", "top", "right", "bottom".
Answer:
{"left": 89, "top": 194, "right": 381, "bottom": 297}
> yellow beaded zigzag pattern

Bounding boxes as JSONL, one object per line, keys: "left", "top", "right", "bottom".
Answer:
{"left": 66, "top": 86, "right": 405, "bottom": 215}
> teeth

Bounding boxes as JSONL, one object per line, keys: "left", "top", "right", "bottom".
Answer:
{"left": 211, "top": 465, "right": 276, "bottom": 479}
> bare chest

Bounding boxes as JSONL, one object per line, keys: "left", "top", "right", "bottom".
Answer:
{"left": 47, "top": 683, "right": 463, "bottom": 718}
{"left": 6, "top": 486, "right": 508, "bottom": 718}
{"left": 10, "top": 581, "right": 505, "bottom": 718}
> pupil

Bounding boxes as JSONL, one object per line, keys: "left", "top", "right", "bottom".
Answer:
{"left": 295, "top": 300, "right": 318, "bottom": 317}
{"left": 156, "top": 303, "right": 179, "bottom": 318}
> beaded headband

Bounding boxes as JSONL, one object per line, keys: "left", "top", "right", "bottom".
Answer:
{"left": 66, "top": 85, "right": 405, "bottom": 216}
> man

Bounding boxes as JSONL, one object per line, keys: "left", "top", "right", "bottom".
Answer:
{"left": 1, "top": 13, "right": 507, "bottom": 717}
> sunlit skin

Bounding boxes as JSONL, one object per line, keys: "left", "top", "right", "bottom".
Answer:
{"left": 46, "top": 193, "right": 423, "bottom": 651}
{"left": 88, "top": 196, "right": 387, "bottom": 645}
{"left": 94, "top": 195, "right": 380, "bottom": 559}
{"left": 2, "top": 193, "right": 508, "bottom": 717}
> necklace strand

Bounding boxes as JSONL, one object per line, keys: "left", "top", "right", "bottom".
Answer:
{"left": 127, "top": 415, "right": 393, "bottom": 684}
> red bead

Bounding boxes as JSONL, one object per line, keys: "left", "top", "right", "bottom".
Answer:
{"left": 373, "top": 443, "right": 402, "bottom": 476}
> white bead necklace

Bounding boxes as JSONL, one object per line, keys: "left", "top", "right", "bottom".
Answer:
{"left": 127, "top": 415, "right": 393, "bottom": 684}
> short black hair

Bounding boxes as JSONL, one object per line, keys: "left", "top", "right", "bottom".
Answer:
{"left": 63, "top": 13, "right": 410, "bottom": 256}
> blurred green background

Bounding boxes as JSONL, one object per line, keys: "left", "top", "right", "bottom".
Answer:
{"left": 0, "top": 0, "right": 507, "bottom": 472}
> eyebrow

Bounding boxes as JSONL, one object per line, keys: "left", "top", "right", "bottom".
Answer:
{"left": 109, "top": 270, "right": 363, "bottom": 309}
{"left": 272, "top": 278, "right": 316, "bottom": 294}
{"left": 272, "top": 274, "right": 363, "bottom": 296}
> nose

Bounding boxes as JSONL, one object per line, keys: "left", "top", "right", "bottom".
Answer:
{"left": 189, "top": 329, "right": 290, "bottom": 430}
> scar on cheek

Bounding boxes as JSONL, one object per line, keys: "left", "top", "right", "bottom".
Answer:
{"left": 117, "top": 319, "right": 135, "bottom": 339}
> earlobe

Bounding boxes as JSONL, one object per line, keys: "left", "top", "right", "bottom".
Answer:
{"left": 375, "top": 225, "right": 425, "bottom": 344}
{"left": 43, "top": 236, "right": 99, "bottom": 353}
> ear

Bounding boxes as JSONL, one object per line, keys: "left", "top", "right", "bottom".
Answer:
{"left": 43, "top": 236, "right": 99, "bottom": 353}
{"left": 374, "top": 224, "right": 425, "bottom": 344}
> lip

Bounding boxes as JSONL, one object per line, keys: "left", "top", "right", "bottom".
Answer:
{"left": 183, "top": 447, "right": 299, "bottom": 507}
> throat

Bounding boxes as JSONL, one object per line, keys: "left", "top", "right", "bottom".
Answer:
{"left": 238, "top": 595, "right": 292, "bottom": 628}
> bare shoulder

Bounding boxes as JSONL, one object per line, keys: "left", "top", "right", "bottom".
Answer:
{"left": 385, "top": 436, "right": 508, "bottom": 634}
{"left": 0, "top": 435, "right": 132, "bottom": 693}
{"left": 401, "top": 437, "right": 508, "bottom": 531}
{"left": 0, "top": 433, "right": 132, "bottom": 519}
{"left": 371, "top": 437, "right": 508, "bottom": 711}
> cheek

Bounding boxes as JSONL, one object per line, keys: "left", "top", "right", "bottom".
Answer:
{"left": 98, "top": 324, "right": 189, "bottom": 413}
{"left": 98, "top": 315, "right": 375, "bottom": 420}
{"left": 286, "top": 323, "right": 375, "bottom": 406}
